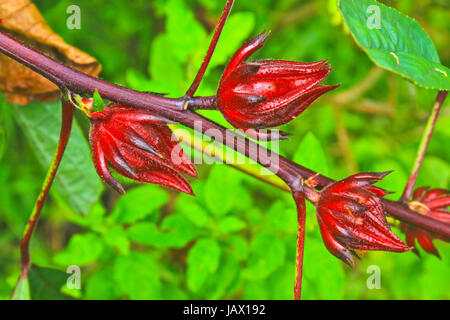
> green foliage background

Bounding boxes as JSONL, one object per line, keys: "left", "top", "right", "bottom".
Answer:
{"left": 0, "top": 0, "right": 449, "bottom": 299}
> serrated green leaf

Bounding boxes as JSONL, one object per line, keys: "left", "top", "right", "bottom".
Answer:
{"left": 127, "top": 222, "right": 162, "bottom": 246}
{"left": 243, "top": 233, "right": 286, "bottom": 280}
{"left": 161, "top": 283, "right": 188, "bottom": 300}
{"left": 218, "top": 216, "right": 246, "bottom": 234}
{"left": 149, "top": 34, "right": 185, "bottom": 95}
{"left": 175, "top": 193, "right": 210, "bottom": 227}
{"left": 203, "top": 256, "right": 240, "bottom": 299}
{"left": 85, "top": 267, "right": 120, "bottom": 300}
{"left": 266, "top": 201, "right": 297, "bottom": 234}
{"left": 13, "top": 101, "right": 103, "bottom": 215}
{"left": 109, "top": 185, "right": 169, "bottom": 223}
{"left": 102, "top": 225, "right": 130, "bottom": 255}
{"left": 186, "top": 238, "right": 221, "bottom": 293}
{"left": 416, "top": 156, "right": 450, "bottom": 189}
{"left": 164, "top": 0, "right": 206, "bottom": 62}
{"left": 302, "top": 234, "right": 345, "bottom": 299}
{"left": 54, "top": 233, "right": 104, "bottom": 266}
{"left": 203, "top": 166, "right": 243, "bottom": 216}
{"left": 228, "top": 235, "right": 249, "bottom": 262}
{"left": 128, "top": 218, "right": 198, "bottom": 249}
{"left": 114, "top": 252, "right": 161, "bottom": 299}
{"left": 339, "top": 0, "right": 449, "bottom": 90}
{"left": 266, "top": 263, "right": 295, "bottom": 299}
{"left": 160, "top": 214, "right": 200, "bottom": 247}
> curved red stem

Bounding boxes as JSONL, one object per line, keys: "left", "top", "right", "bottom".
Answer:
{"left": 293, "top": 190, "right": 306, "bottom": 300}
{"left": 19, "top": 99, "right": 74, "bottom": 278}
{"left": 185, "top": 0, "right": 234, "bottom": 97}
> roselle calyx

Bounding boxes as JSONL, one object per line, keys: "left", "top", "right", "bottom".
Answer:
{"left": 216, "top": 32, "right": 338, "bottom": 139}
{"left": 88, "top": 104, "right": 197, "bottom": 194}
{"left": 401, "top": 187, "right": 450, "bottom": 258}
{"left": 315, "top": 172, "right": 410, "bottom": 266}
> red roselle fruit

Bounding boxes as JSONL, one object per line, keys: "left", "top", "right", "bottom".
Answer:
{"left": 402, "top": 187, "right": 450, "bottom": 258}
{"left": 216, "top": 32, "right": 338, "bottom": 139}
{"left": 315, "top": 172, "right": 410, "bottom": 266}
{"left": 89, "top": 103, "right": 197, "bottom": 194}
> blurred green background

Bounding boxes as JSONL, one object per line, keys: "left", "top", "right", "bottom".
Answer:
{"left": 0, "top": 0, "right": 449, "bottom": 299}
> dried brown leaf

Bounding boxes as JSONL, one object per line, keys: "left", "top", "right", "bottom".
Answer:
{"left": 0, "top": 0, "right": 101, "bottom": 104}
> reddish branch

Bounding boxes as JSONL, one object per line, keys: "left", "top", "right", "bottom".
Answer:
{"left": 0, "top": 31, "right": 449, "bottom": 239}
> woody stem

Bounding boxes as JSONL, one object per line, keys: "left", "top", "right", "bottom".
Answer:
{"left": 187, "top": 95, "right": 218, "bottom": 110}
{"left": 401, "top": 90, "right": 448, "bottom": 201}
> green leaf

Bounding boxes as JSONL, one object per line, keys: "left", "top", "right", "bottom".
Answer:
{"left": 203, "top": 256, "right": 240, "bottom": 299}
{"left": 161, "top": 283, "right": 188, "bottom": 300}
{"left": 243, "top": 279, "right": 269, "bottom": 299}
{"left": 28, "top": 265, "right": 73, "bottom": 300}
{"left": 163, "top": 0, "right": 206, "bottom": 61}
{"left": 127, "top": 222, "right": 166, "bottom": 247}
{"left": 102, "top": 225, "right": 130, "bottom": 255}
{"left": 293, "top": 132, "right": 329, "bottom": 175}
{"left": 228, "top": 235, "right": 249, "bottom": 262}
{"left": 109, "top": 185, "right": 169, "bottom": 223}
{"left": 266, "top": 201, "right": 297, "bottom": 234}
{"left": 148, "top": 34, "right": 185, "bottom": 95}
{"left": 417, "top": 156, "right": 450, "bottom": 189}
{"left": 175, "top": 192, "right": 210, "bottom": 227}
{"left": 218, "top": 216, "right": 246, "bottom": 234}
{"left": 203, "top": 166, "right": 243, "bottom": 216}
{"left": 85, "top": 267, "right": 120, "bottom": 300}
{"left": 160, "top": 214, "right": 200, "bottom": 247}
{"left": 302, "top": 234, "right": 345, "bottom": 299}
{"left": 242, "top": 233, "right": 286, "bottom": 280}
{"left": 266, "top": 263, "right": 296, "bottom": 299}
{"left": 339, "top": 0, "right": 449, "bottom": 90}
{"left": 54, "top": 233, "right": 104, "bottom": 266}
{"left": 186, "top": 238, "right": 221, "bottom": 293}
{"left": 13, "top": 101, "right": 103, "bottom": 215}
{"left": 128, "top": 219, "right": 198, "bottom": 249}
{"left": 114, "top": 252, "right": 161, "bottom": 299}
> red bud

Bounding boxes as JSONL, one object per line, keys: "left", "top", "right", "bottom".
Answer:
{"left": 89, "top": 104, "right": 196, "bottom": 194}
{"left": 402, "top": 187, "right": 450, "bottom": 258}
{"left": 217, "top": 32, "right": 338, "bottom": 137}
{"left": 316, "top": 172, "right": 410, "bottom": 266}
